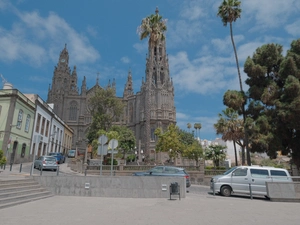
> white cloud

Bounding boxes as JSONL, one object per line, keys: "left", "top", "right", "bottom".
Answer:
{"left": 121, "top": 56, "right": 130, "bottom": 64}
{"left": 169, "top": 51, "right": 237, "bottom": 95}
{"left": 133, "top": 42, "right": 147, "bottom": 54}
{"left": 243, "top": 0, "right": 300, "bottom": 29}
{"left": 0, "top": 8, "right": 100, "bottom": 66}
{"left": 285, "top": 19, "right": 300, "bottom": 37}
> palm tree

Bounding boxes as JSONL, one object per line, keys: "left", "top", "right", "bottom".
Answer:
{"left": 187, "top": 123, "right": 192, "bottom": 132}
{"left": 194, "top": 123, "right": 202, "bottom": 140}
{"left": 217, "top": 0, "right": 250, "bottom": 165}
{"left": 214, "top": 108, "right": 244, "bottom": 166}
{"left": 138, "top": 8, "right": 167, "bottom": 158}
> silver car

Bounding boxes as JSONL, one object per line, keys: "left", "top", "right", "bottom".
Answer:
{"left": 34, "top": 156, "right": 58, "bottom": 171}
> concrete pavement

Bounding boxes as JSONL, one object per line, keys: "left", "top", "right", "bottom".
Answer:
{"left": 1, "top": 163, "right": 300, "bottom": 225}
{"left": 0, "top": 192, "right": 299, "bottom": 225}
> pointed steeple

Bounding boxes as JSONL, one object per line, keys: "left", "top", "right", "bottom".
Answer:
{"left": 123, "top": 70, "right": 134, "bottom": 98}
{"left": 81, "top": 76, "right": 87, "bottom": 96}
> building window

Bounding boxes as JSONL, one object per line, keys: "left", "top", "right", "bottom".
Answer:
{"left": 25, "top": 114, "right": 31, "bottom": 132}
{"left": 16, "top": 109, "right": 23, "bottom": 129}
{"left": 21, "top": 143, "right": 26, "bottom": 158}
{"left": 69, "top": 101, "right": 78, "bottom": 121}
{"left": 41, "top": 117, "right": 46, "bottom": 135}
{"left": 151, "top": 128, "right": 156, "bottom": 142}
{"left": 36, "top": 114, "right": 41, "bottom": 132}
{"left": 45, "top": 120, "right": 50, "bottom": 137}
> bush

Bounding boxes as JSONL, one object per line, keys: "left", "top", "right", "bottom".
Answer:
{"left": 126, "top": 154, "right": 136, "bottom": 162}
{"left": 105, "top": 158, "right": 118, "bottom": 165}
{"left": 0, "top": 150, "right": 6, "bottom": 166}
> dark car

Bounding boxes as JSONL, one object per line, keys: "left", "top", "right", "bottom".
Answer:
{"left": 132, "top": 166, "right": 191, "bottom": 188}
{"left": 48, "top": 152, "right": 65, "bottom": 164}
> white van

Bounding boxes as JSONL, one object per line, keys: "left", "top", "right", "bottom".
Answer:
{"left": 210, "top": 166, "right": 292, "bottom": 197}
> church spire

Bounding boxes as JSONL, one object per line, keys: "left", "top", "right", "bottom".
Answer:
{"left": 123, "top": 70, "right": 134, "bottom": 98}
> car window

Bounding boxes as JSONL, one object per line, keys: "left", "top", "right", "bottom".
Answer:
{"left": 45, "top": 157, "right": 56, "bottom": 161}
{"left": 233, "top": 168, "right": 248, "bottom": 176}
{"left": 250, "top": 169, "right": 269, "bottom": 178}
{"left": 270, "top": 170, "right": 287, "bottom": 176}
{"left": 164, "top": 167, "right": 178, "bottom": 174}
{"left": 149, "top": 167, "right": 164, "bottom": 173}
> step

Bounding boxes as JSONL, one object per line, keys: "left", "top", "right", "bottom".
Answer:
{"left": 0, "top": 181, "right": 39, "bottom": 189}
{"left": 0, "top": 184, "right": 42, "bottom": 194}
{"left": 0, "top": 187, "right": 47, "bottom": 198}
{"left": 0, "top": 194, "right": 53, "bottom": 210}
{"left": 0, "top": 191, "right": 53, "bottom": 205}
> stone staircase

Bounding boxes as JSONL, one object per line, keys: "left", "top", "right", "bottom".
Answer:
{"left": 0, "top": 177, "right": 53, "bottom": 209}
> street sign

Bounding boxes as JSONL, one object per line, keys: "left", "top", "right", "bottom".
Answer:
{"left": 98, "top": 135, "right": 108, "bottom": 145}
{"left": 108, "top": 139, "right": 118, "bottom": 149}
{"left": 97, "top": 144, "right": 108, "bottom": 155}
{"left": 107, "top": 150, "right": 118, "bottom": 154}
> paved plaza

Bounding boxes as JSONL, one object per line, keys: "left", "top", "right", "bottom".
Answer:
{"left": 1, "top": 163, "right": 300, "bottom": 225}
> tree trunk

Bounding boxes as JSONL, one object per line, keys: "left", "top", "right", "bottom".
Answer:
{"left": 230, "top": 22, "right": 250, "bottom": 166}
{"left": 233, "top": 141, "right": 238, "bottom": 166}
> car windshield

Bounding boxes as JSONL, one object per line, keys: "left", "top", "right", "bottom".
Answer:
{"left": 49, "top": 153, "right": 57, "bottom": 156}
{"left": 45, "top": 157, "right": 56, "bottom": 161}
{"left": 223, "top": 167, "right": 237, "bottom": 175}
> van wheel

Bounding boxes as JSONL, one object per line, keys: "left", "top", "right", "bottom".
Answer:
{"left": 221, "top": 186, "right": 231, "bottom": 197}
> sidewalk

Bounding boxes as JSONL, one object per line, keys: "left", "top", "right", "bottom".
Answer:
{"left": 0, "top": 161, "right": 80, "bottom": 179}
{"left": 0, "top": 192, "right": 299, "bottom": 225}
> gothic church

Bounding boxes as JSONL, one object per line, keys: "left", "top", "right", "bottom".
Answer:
{"left": 47, "top": 11, "right": 176, "bottom": 157}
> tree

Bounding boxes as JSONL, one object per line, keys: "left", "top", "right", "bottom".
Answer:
{"left": 155, "top": 124, "right": 183, "bottom": 160}
{"left": 194, "top": 123, "right": 202, "bottom": 139}
{"left": 182, "top": 141, "right": 203, "bottom": 167}
{"left": 187, "top": 123, "right": 192, "bottom": 132}
{"left": 109, "top": 125, "right": 136, "bottom": 160}
{"left": 243, "top": 38, "right": 300, "bottom": 169}
{"left": 217, "top": 0, "right": 251, "bottom": 165}
{"left": 138, "top": 8, "right": 167, "bottom": 158}
{"left": 214, "top": 107, "right": 244, "bottom": 166}
{"left": 87, "top": 87, "right": 124, "bottom": 144}
{"left": 205, "top": 145, "right": 227, "bottom": 168}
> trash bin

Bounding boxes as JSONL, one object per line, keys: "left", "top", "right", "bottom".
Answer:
{"left": 170, "top": 182, "right": 180, "bottom": 200}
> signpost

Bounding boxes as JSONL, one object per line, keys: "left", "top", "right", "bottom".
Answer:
{"left": 98, "top": 135, "right": 108, "bottom": 176}
{"left": 108, "top": 139, "right": 118, "bottom": 176}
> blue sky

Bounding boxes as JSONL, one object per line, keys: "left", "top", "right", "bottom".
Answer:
{"left": 1, "top": 0, "right": 300, "bottom": 140}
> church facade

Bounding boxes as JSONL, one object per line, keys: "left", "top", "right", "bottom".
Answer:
{"left": 47, "top": 22, "right": 176, "bottom": 158}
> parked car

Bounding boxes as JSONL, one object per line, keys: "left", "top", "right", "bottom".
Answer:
{"left": 48, "top": 152, "right": 65, "bottom": 164}
{"left": 34, "top": 156, "right": 58, "bottom": 171}
{"left": 210, "top": 165, "right": 292, "bottom": 197}
{"left": 132, "top": 166, "right": 191, "bottom": 188}
{"left": 67, "top": 149, "right": 76, "bottom": 158}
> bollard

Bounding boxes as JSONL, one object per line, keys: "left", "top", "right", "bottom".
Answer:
{"left": 10, "top": 163, "right": 13, "bottom": 171}
{"left": 249, "top": 183, "right": 253, "bottom": 200}
{"left": 30, "top": 164, "right": 33, "bottom": 176}
{"left": 56, "top": 166, "right": 60, "bottom": 176}
{"left": 19, "top": 163, "right": 22, "bottom": 173}
{"left": 3, "top": 164, "right": 6, "bottom": 170}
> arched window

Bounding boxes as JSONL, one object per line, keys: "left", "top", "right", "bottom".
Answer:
{"left": 16, "top": 109, "right": 23, "bottom": 129}
{"left": 25, "top": 114, "right": 31, "bottom": 132}
{"left": 69, "top": 101, "right": 78, "bottom": 121}
{"left": 21, "top": 143, "right": 26, "bottom": 158}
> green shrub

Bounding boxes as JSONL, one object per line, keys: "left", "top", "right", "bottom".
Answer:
{"left": 105, "top": 158, "right": 118, "bottom": 165}
{"left": 0, "top": 150, "right": 6, "bottom": 166}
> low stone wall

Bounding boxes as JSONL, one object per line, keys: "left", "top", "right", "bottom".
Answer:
{"left": 266, "top": 182, "right": 300, "bottom": 202}
{"left": 33, "top": 176, "right": 186, "bottom": 198}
